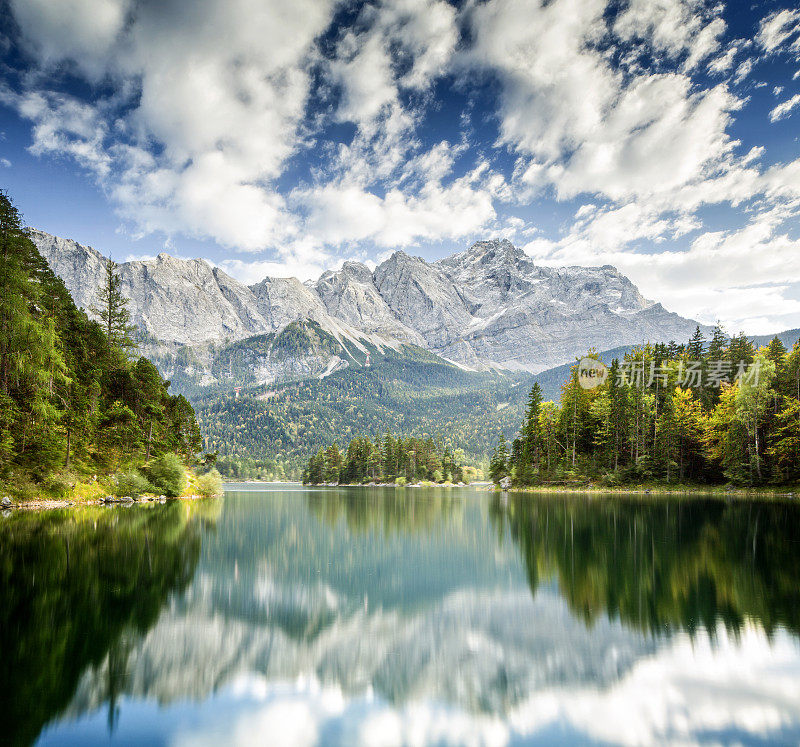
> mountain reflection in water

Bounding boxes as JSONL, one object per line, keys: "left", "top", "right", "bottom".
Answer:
{"left": 3, "top": 486, "right": 799, "bottom": 745}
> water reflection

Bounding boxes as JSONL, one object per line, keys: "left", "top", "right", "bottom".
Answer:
{"left": 0, "top": 500, "right": 214, "bottom": 746}
{"left": 493, "top": 495, "right": 800, "bottom": 636}
{"left": 3, "top": 487, "right": 799, "bottom": 745}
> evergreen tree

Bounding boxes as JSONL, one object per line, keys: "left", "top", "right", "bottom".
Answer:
{"left": 0, "top": 190, "right": 202, "bottom": 498}
{"left": 516, "top": 383, "right": 542, "bottom": 484}
{"left": 324, "top": 443, "right": 343, "bottom": 483}
{"left": 489, "top": 435, "right": 509, "bottom": 484}
{"left": 687, "top": 326, "right": 706, "bottom": 359}
{"left": 727, "top": 332, "right": 755, "bottom": 368}
{"left": 706, "top": 324, "right": 728, "bottom": 362}
{"left": 91, "top": 259, "right": 137, "bottom": 352}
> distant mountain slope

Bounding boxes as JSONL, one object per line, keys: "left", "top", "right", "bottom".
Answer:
{"left": 32, "top": 230, "right": 708, "bottom": 381}
{"left": 154, "top": 319, "right": 443, "bottom": 399}
{"left": 192, "top": 349, "right": 533, "bottom": 471}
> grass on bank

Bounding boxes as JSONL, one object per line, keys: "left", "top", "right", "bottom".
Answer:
{"left": 1, "top": 453, "right": 224, "bottom": 505}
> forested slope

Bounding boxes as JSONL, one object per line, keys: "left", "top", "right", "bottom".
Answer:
{"left": 0, "top": 191, "right": 202, "bottom": 500}
{"left": 195, "top": 350, "right": 533, "bottom": 476}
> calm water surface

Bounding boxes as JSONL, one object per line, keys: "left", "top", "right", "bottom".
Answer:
{"left": 3, "top": 485, "right": 800, "bottom": 745}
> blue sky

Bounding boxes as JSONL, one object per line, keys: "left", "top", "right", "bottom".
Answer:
{"left": 2, "top": 0, "right": 800, "bottom": 334}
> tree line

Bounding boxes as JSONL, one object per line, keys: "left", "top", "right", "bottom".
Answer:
{"left": 491, "top": 326, "right": 800, "bottom": 486}
{"left": 302, "top": 434, "right": 482, "bottom": 485}
{"left": 0, "top": 191, "right": 202, "bottom": 499}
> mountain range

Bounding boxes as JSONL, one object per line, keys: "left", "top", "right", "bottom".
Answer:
{"left": 32, "top": 230, "right": 703, "bottom": 392}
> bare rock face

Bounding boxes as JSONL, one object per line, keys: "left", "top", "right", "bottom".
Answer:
{"left": 31, "top": 230, "right": 704, "bottom": 380}
{"left": 315, "top": 261, "right": 425, "bottom": 346}
{"left": 250, "top": 276, "right": 331, "bottom": 332}
{"left": 432, "top": 239, "right": 696, "bottom": 371}
{"left": 372, "top": 251, "right": 474, "bottom": 349}
{"left": 118, "top": 254, "right": 263, "bottom": 345}
{"left": 29, "top": 229, "right": 107, "bottom": 312}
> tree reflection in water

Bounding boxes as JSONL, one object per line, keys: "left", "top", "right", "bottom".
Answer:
{"left": 490, "top": 494, "right": 800, "bottom": 637}
{"left": 0, "top": 500, "right": 217, "bottom": 746}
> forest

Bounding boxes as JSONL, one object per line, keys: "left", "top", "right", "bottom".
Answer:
{"left": 492, "top": 327, "right": 800, "bottom": 487}
{"left": 195, "top": 353, "right": 528, "bottom": 476}
{"left": 0, "top": 192, "right": 204, "bottom": 501}
{"left": 302, "top": 434, "right": 482, "bottom": 485}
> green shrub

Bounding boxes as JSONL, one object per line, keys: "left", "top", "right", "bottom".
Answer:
{"left": 144, "top": 453, "right": 186, "bottom": 497}
{"left": 195, "top": 469, "right": 223, "bottom": 497}
{"left": 115, "top": 470, "right": 154, "bottom": 498}
{"left": 42, "top": 475, "right": 71, "bottom": 498}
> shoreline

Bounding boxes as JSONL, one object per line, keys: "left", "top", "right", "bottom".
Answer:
{"left": 494, "top": 484, "right": 798, "bottom": 499}
{"left": 2, "top": 492, "right": 219, "bottom": 512}
{"left": 7, "top": 482, "right": 797, "bottom": 511}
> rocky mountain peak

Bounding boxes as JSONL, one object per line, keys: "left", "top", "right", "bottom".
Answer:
{"left": 31, "top": 228, "right": 704, "bottom": 374}
{"left": 441, "top": 238, "right": 528, "bottom": 270}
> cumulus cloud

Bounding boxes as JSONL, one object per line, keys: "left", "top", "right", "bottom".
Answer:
{"left": 5, "top": 0, "right": 800, "bottom": 330}
{"left": 9, "top": 0, "right": 130, "bottom": 77}
{"left": 6, "top": 0, "right": 336, "bottom": 257}
{"left": 466, "top": 0, "right": 744, "bottom": 215}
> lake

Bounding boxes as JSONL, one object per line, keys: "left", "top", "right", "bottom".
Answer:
{"left": 3, "top": 485, "right": 800, "bottom": 746}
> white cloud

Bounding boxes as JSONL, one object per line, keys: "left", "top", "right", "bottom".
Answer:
{"left": 770, "top": 93, "right": 800, "bottom": 122}
{"left": 707, "top": 42, "right": 740, "bottom": 74}
{"left": 466, "top": 0, "right": 743, "bottom": 213}
{"left": 293, "top": 164, "right": 496, "bottom": 249}
{"left": 0, "top": 158, "right": 11, "bottom": 168}
{"left": 756, "top": 9, "right": 800, "bottom": 54}
{"left": 733, "top": 57, "right": 754, "bottom": 83}
{"left": 613, "top": 0, "right": 725, "bottom": 70}
{"left": 9, "top": 0, "right": 130, "bottom": 78}
{"left": 7, "top": 0, "right": 337, "bottom": 258}
{"left": 217, "top": 257, "right": 329, "bottom": 285}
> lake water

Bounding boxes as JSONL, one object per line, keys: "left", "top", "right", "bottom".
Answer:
{"left": 3, "top": 485, "right": 800, "bottom": 746}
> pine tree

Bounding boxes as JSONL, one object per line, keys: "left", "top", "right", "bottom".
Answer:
{"left": 706, "top": 324, "right": 728, "bottom": 362}
{"left": 324, "top": 443, "right": 343, "bottom": 483}
{"left": 764, "top": 336, "right": 788, "bottom": 402}
{"left": 607, "top": 359, "right": 628, "bottom": 471}
{"left": 538, "top": 401, "right": 561, "bottom": 475}
{"left": 727, "top": 332, "right": 755, "bottom": 368}
{"left": 687, "top": 326, "right": 706, "bottom": 359}
{"left": 91, "top": 259, "right": 137, "bottom": 352}
{"left": 489, "top": 435, "right": 509, "bottom": 484}
{"left": 516, "top": 383, "right": 542, "bottom": 484}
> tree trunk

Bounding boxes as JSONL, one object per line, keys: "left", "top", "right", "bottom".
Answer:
{"left": 146, "top": 420, "right": 153, "bottom": 461}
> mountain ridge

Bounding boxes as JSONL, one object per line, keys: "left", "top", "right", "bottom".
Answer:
{"left": 31, "top": 230, "right": 707, "bottom": 373}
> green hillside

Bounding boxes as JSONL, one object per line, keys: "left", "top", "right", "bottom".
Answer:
{"left": 194, "top": 348, "right": 533, "bottom": 476}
